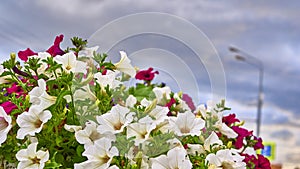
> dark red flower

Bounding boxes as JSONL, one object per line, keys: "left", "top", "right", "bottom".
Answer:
{"left": 98, "top": 66, "right": 107, "bottom": 75}
{"left": 46, "top": 34, "right": 65, "bottom": 56}
{"left": 182, "top": 94, "right": 195, "bottom": 111}
{"left": 253, "top": 136, "right": 264, "bottom": 150}
{"left": 18, "top": 48, "right": 37, "bottom": 61}
{"left": 223, "top": 114, "right": 240, "bottom": 126}
{"left": 232, "top": 126, "right": 253, "bottom": 149}
{"left": 0, "top": 101, "right": 17, "bottom": 114}
{"left": 256, "top": 154, "right": 271, "bottom": 169}
{"left": 135, "top": 67, "right": 158, "bottom": 81}
{"left": 243, "top": 154, "right": 258, "bottom": 168}
{"left": 165, "top": 97, "right": 176, "bottom": 116}
{"left": 6, "top": 83, "right": 23, "bottom": 96}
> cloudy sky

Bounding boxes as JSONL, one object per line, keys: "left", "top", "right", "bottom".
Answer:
{"left": 1, "top": 0, "right": 299, "bottom": 164}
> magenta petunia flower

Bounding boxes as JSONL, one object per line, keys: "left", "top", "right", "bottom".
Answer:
{"left": 17, "top": 48, "right": 37, "bottom": 61}
{"left": 253, "top": 136, "right": 264, "bottom": 150}
{"left": 46, "top": 34, "right": 65, "bottom": 56}
{"left": 135, "top": 67, "right": 158, "bottom": 81}
{"left": 256, "top": 154, "right": 271, "bottom": 169}
{"left": 6, "top": 83, "right": 23, "bottom": 96}
{"left": 243, "top": 154, "right": 271, "bottom": 169}
{"left": 242, "top": 154, "right": 258, "bottom": 168}
{"left": 182, "top": 94, "right": 196, "bottom": 111}
{"left": 232, "top": 126, "right": 253, "bottom": 149}
{"left": 0, "top": 101, "right": 17, "bottom": 115}
{"left": 222, "top": 114, "right": 240, "bottom": 126}
{"left": 165, "top": 97, "right": 176, "bottom": 116}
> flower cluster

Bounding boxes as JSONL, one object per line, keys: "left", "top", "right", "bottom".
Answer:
{"left": 0, "top": 35, "right": 271, "bottom": 169}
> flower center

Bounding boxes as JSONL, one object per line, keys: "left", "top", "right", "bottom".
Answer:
{"left": 114, "top": 122, "right": 123, "bottom": 130}
{"left": 89, "top": 131, "right": 101, "bottom": 142}
{"left": 34, "top": 120, "right": 43, "bottom": 128}
{"left": 66, "top": 65, "right": 72, "bottom": 70}
{"left": 0, "top": 117, "right": 9, "bottom": 131}
{"left": 222, "top": 162, "right": 234, "bottom": 169}
{"left": 100, "top": 154, "right": 110, "bottom": 164}
{"left": 31, "top": 156, "right": 41, "bottom": 164}
{"left": 180, "top": 127, "right": 190, "bottom": 134}
{"left": 141, "top": 131, "right": 147, "bottom": 139}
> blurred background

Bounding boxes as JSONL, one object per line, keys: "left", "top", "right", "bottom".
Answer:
{"left": 0, "top": 1, "right": 299, "bottom": 168}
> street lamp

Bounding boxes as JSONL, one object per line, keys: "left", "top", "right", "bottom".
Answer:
{"left": 229, "top": 46, "right": 264, "bottom": 136}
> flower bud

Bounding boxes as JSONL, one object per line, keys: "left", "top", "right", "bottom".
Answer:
{"left": 227, "top": 141, "right": 232, "bottom": 148}
{"left": 10, "top": 53, "right": 16, "bottom": 63}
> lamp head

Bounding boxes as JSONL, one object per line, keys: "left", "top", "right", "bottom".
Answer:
{"left": 235, "top": 55, "right": 246, "bottom": 61}
{"left": 228, "top": 45, "right": 240, "bottom": 53}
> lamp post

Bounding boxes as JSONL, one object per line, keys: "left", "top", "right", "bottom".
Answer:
{"left": 229, "top": 46, "right": 264, "bottom": 136}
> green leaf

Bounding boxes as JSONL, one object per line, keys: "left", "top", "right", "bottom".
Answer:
{"left": 44, "top": 162, "right": 63, "bottom": 169}
{"left": 76, "top": 145, "right": 85, "bottom": 157}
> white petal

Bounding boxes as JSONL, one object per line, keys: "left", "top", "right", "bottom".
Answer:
{"left": 27, "top": 143, "right": 38, "bottom": 158}
{"left": 64, "top": 124, "right": 82, "bottom": 132}
{"left": 17, "top": 127, "right": 37, "bottom": 139}
{"left": 17, "top": 161, "right": 36, "bottom": 169}
{"left": 206, "top": 153, "right": 222, "bottom": 166}
{"left": 125, "top": 95, "right": 137, "bottom": 108}
{"left": 168, "top": 147, "right": 192, "bottom": 169}
{"left": 151, "top": 155, "right": 169, "bottom": 169}
{"left": 204, "top": 132, "right": 223, "bottom": 151}
{"left": 114, "top": 51, "right": 136, "bottom": 77}
{"left": 37, "top": 150, "right": 49, "bottom": 163}
{"left": 16, "top": 149, "right": 29, "bottom": 161}
{"left": 74, "top": 60, "right": 87, "bottom": 74}
{"left": 219, "top": 123, "right": 238, "bottom": 138}
{"left": 153, "top": 86, "right": 171, "bottom": 103}
{"left": 78, "top": 46, "right": 99, "bottom": 58}
{"left": 0, "top": 107, "right": 12, "bottom": 145}
{"left": 187, "top": 144, "right": 205, "bottom": 155}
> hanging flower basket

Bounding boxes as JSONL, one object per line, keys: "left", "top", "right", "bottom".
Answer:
{"left": 0, "top": 35, "right": 271, "bottom": 169}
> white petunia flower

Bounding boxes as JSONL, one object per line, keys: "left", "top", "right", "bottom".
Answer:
{"left": 187, "top": 131, "right": 223, "bottom": 156}
{"left": 73, "top": 85, "right": 97, "bottom": 101}
{"left": 114, "top": 51, "right": 136, "bottom": 77}
{"left": 64, "top": 124, "right": 82, "bottom": 132}
{"left": 94, "top": 70, "right": 121, "bottom": 90}
{"left": 153, "top": 86, "right": 171, "bottom": 104}
{"left": 174, "top": 93, "right": 191, "bottom": 111}
{"left": 170, "top": 111, "right": 205, "bottom": 136}
{"left": 54, "top": 52, "right": 87, "bottom": 74}
{"left": 0, "top": 65, "right": 10, "bottom": 84}
{"left": 148, "top": 106, "right": 169, "bottom": 125}
{"left": 125, "top": 95, "right": 137, "bottom": 108}
{"left": 206, "top": 149, "right": 246, "bottom": 169}
{"left": 151, "top": 147, "right": 192, "bottom": 169}
{"left": 75, "top": 121, "right": 114, "bottom": 148}
{"left": 214, "top": 113, "right": 238, "bottom": 138}
{"left": 195, "top": 101, "right": 238, "bottom": 138}
{"left": 74, "top": 138, "right": 118, "bottom": 169}
{"left": 204, "top": 131, "right": 223, "bottom": 151}
{"left": 29, "top": 79, "right": 57, "bottom": 109}
{"left": 195, "top": 100, "right": 216, "bottom": 119}
{"left": 16, "top": 106, "right": 52, "bottom": 139}
{"left": 127, "top": 121, "right": 156, "bottom": 145}
{"left": 97, "top": 104, "right": 134, "bottom": 134}
{"left": 78, "top": 46, "right": 99, "bottom": 58}
{"left": 0, "top": 106, "right": 12, "bottom": 146}
{"left": 16, "top": 142, "right": 49, "bottom": 169}
{"left": 217, "top": 122, "right": 238, "bottom": 138}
